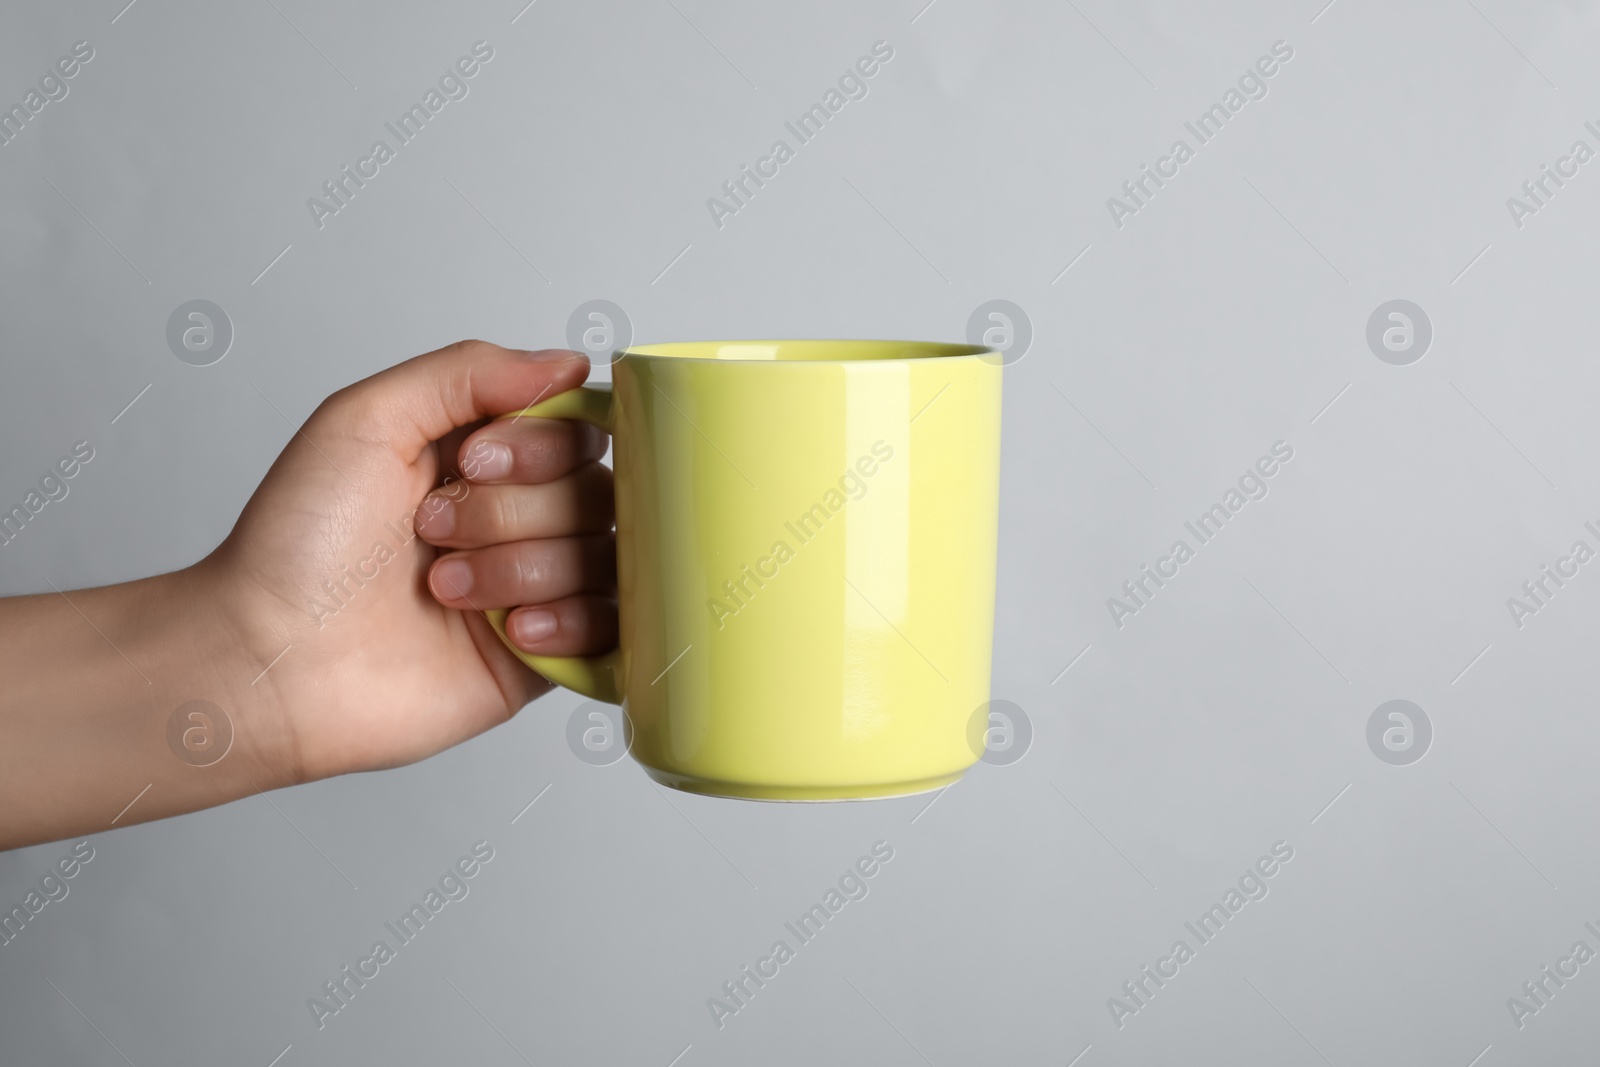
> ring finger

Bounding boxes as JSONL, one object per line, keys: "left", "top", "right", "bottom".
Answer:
{"left": 428, "top": 534, "right": 616, "bottom": 611}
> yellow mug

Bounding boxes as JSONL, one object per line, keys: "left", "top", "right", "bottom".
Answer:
{"left": 484, "top": 340, "right": 1002, "bottom": 800}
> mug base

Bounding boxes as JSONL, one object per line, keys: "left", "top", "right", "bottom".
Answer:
{"left": 641, "top": 767, "right": 968, "bottom": 802}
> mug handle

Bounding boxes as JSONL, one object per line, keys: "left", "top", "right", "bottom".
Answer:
{"left": 480, "top": 383, "right": 623, "bottom": 705}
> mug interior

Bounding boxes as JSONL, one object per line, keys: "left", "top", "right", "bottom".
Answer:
{"left": 621, "top": 340, "right": 990, "bottom": 362}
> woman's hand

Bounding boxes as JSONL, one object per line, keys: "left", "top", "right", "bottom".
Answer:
{"left": 0, "top": 339, "right": 617, "bottom": 850}
{"left": 212, "top": 338, "right": 617, "bottom": 782}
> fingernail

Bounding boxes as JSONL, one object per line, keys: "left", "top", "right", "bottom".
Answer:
{"left": 431, "top": 558, "right": 473, "bottom": 601}
{"left": 415, "top": 494, "right": 455, "bottom": 537}
{"left": 523, "top": 349, "right": 588, "bottom": 363}
{"left": 510, "top": 608, "right": 557, "bottom": 646}
{"left": 463, "top": 440, "right": 512, "bottom": 480}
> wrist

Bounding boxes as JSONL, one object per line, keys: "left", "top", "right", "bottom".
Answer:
{"left": 166, "top": 560, "right": 305, "bottom": 791}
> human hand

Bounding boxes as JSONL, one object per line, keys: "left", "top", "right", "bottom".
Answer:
{"left": 205, "top": 339, "right": 616, "bottom": 784}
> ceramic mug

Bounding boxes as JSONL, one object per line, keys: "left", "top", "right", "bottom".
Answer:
{"left": 484, "top": 340, "right": 1002, "bottom": 800}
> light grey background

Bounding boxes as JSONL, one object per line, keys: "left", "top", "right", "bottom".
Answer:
{"left": 2, "top": 0, "right": 1596, "bottom": 1063}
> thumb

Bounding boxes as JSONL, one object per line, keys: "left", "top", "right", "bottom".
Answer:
{"left": 319, "top": 339, "right": 591, "bottom": 464}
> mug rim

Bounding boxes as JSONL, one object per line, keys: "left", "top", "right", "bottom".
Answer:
{"left": 612, "top": 339, "right": 996, "bottom": 364}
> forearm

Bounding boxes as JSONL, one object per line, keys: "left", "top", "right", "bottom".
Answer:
{"left": 0, "top": 564, "right": 297, "bottom": 850}
{"left": 0, "top": 341, "right": 607, "bottom": 850}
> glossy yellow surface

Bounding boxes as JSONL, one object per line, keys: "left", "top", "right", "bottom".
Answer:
{"left": 484, "top": 340, "right": 1002, "bottom": 800}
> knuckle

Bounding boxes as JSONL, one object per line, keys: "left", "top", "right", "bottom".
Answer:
{"left": 488, "top": 491, "right": 522, "bottom": 539}
{"left": 516, "top": 430, "right": 564, "bottom": 472}
{"left": 510, "top": 422, "right": 592, "bottom": 477}
{"left": 312, "top": 384, "right": 360, "bottom": 424}
{"left": 554, "top": 597, "right": 592, "bottom": 638}
{"left": 550, "top": 597, "right": 581, "bottom": 630}
{"left": 312, "top": 386, "right": 387, "bottom": 445}
{"left": 512, "top": 545, "right": 553, "bottom": 592}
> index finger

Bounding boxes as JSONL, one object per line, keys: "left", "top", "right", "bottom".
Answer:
{"left": 459, "top": 415, "right": 610, "bottom": 485}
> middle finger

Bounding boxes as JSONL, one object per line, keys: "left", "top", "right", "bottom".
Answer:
{"left": 415, "top": 462, "right": 613, "bottom": 548}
